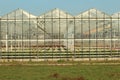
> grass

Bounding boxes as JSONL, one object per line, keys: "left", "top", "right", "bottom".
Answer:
{"left": 0, "top": 64, "right": 120, "bottom": 80}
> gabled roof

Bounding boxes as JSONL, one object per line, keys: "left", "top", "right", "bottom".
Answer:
{"left": 112, "top": 12, "right": 120, "bottom": 18}
{"left": 1, "top": 8, "right": 36, "bottom": 19}
{"left": 38, "top": 8, "right": 73, "bottom": 18}
{"left": 75, "top": 8, "right": 110, "bottom": 18}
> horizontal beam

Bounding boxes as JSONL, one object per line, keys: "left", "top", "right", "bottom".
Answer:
{"left": 0, "top": 19, "right": 120, "bottom": 21}
{"left": 0, "top": 39, "right": 120, "bottom": 42}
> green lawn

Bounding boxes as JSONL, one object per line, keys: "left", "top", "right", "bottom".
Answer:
{"left": 0, "top": 64, "right": 120, "bottom": 80}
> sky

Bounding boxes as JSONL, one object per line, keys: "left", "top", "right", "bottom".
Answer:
{"left": 0, "top": 0, "right": 120, "bottom": 16}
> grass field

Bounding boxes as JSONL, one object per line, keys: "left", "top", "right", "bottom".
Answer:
{"left": 0, "top": 64, "right": 120, "bottom": 80}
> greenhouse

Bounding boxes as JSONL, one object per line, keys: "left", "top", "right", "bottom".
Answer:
{"left": 0, "top": 8, "right": 120, "bottom": 61}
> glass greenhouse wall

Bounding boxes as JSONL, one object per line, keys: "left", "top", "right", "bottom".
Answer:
{"left": 0, "top": 8, "right": 120, "bottom": 61}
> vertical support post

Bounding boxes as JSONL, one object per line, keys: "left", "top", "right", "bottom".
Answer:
{"left": 6, "top": 34, "right": 8, "bottom": 52}
{"left": 11, "top": 36, "right": 13, "bottom": 51}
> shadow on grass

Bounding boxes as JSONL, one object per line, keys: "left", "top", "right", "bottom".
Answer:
{"left": 49, "top": 73, "right": 85, "bottom": 80}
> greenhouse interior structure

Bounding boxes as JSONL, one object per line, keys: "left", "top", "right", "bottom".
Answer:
{"left": 0, "top": 8, "right": 120, "bottom": 61}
